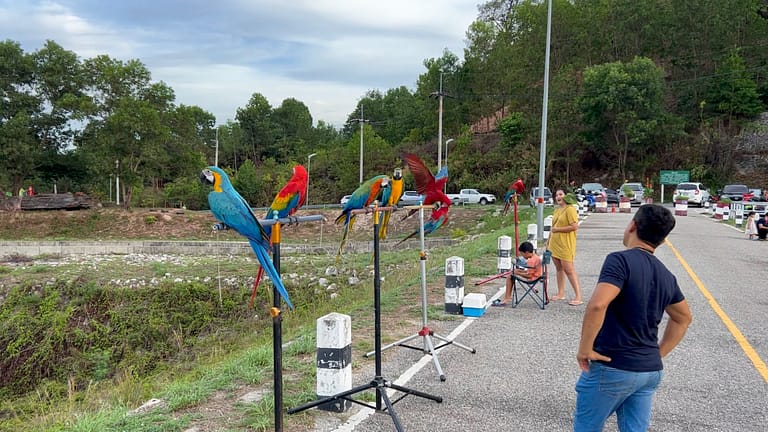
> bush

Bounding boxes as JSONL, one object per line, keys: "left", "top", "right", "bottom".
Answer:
{"left": 164, "top": 177, "right": 208, "bottom": 210}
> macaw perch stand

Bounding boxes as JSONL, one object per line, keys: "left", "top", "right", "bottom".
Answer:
{"left": 288, "top": 205, "right": 442, "bottom": 432}
{"left": 363, "top": 204, "right": 476, "bottom": 381}
{"left": 260, "top": 213, "right": 325, "bottom": 432}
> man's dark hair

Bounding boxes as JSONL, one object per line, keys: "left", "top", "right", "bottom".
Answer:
{"left": 633, "top": 204, "right": 676, "bottom": 247}
{"left": 518, "top": 241, "right": 534, "bottom": 253}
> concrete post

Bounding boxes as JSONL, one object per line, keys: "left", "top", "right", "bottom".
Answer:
{"left": 445, "top": 256, "right": 464, "bottom": 315}
{"left": 526, "top": 223, "right": 538, "bottom": 250}
{"left": 316, "top": 313, "right": 352, "bottom": 412}
{"left": 543, "top": 215, "right": 553, "bottom": 241}
{"left": 497, "top": 235, "right": 512, "bottom": 273}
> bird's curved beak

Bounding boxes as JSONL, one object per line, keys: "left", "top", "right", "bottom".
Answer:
{"left": 200, "top": 169, "right": 214, "bottom": 186}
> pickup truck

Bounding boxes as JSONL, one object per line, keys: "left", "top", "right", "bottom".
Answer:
{"left": 446, "top": 189, "right": 497, "bottom": 205}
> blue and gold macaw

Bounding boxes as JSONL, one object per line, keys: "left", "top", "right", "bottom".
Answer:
{"left": 335, "top": 174, "right": 390, "bottom": 260}
{"left": 378, "top": 168, "right": 403, "bottom": 240}
{"left": 200, "top": 166, "right": 294, "bottom": 310}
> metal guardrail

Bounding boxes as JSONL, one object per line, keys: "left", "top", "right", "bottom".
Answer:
{"left": 730, "top": 201, "right": 768, "bottom": 215}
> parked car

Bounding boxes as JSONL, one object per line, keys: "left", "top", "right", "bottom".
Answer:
{"left": 718, "top": 184, "right": 750, "bottom": 201}
{"left": 673, "top": 182, "right": 710, "bottom": 207}
{"left": 578, "top": 182, "right": 607, "bottom": 199}
{"left": 618, "top": 182, "right": 644, "bottom": 205}
{"left": 340, "top": 195, "right": 351, "bottom": 205}
{"left": 397, "top": 190, "right": 423, "bottom": 206}
{"left": 604, "top": 188, "right": 621, "bottom": 205}
{"left": 529, "top": 186, "right": 553, "bottom": 207}
{"left": 446, "top": 189, "right": 496, "bottom": 205}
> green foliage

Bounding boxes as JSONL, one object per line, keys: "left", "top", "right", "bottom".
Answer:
{"left": 144, "top": 215, "right": 157, "bottom": 225}
{"left": 498, "top": 112, "right": 529, "bottom": 148}
{"left": 164, "top": 176, "right": 208, "bottom": 210}
{"left": 707, "top": 50, "right": 764, "bottom": 118}
{"left": 0, "top": 279, "right": 250, "bottom": 398}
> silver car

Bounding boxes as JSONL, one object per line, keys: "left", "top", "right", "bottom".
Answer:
{"left": 673, "top": 182, "right": 710, "bottom": 207}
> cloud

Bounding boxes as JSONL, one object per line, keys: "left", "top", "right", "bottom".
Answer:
{"left": 1, "top": 0, "right": 478, "bottom": 126}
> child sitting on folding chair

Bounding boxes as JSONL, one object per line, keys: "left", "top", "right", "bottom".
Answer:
{"left": 492, "top": 241, "right": 542, "bottom": 307}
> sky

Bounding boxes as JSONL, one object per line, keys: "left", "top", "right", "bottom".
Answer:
{"left": 1, "top": 0, "right": 480, "bottom": 127}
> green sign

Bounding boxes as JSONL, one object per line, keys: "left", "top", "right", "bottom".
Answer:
{"left": 660, "top": 170, "right": 689, "bottom": 185}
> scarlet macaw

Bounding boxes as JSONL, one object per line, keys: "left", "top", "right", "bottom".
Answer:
{"left": 264, "top": 164, "right": 308, "bottom": 235}
{"left": 401, "top": 153, "right": 452, "bottom": 220}
{"left": 335, "top": 175, "right": 390, "bottom": 260}
{"left": 248, "top": 164, "right": 308, "bottom": 307}
{"left": 502, "top": 179, "right": 525, "bottom": 216}
{"left": 200, "top": 166, "right": 294, "bottom": 310}
{"left": 378, "top": 168, "right": 403, "bottom": 240}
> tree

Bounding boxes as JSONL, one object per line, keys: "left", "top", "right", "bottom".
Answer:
{"left": 579, "top": 57, "right": 668, "bottom": 180}
{"left": 707, "top": 50, "right": 764, "bottom": 120}
{"left": 236, "top": 93, "right": 277, "bottom": 162}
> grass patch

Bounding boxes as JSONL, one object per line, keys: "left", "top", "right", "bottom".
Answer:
{"left": 0, "top": 205, "right": 550, "bottom": 431}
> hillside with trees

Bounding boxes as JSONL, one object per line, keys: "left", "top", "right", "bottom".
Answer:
{"left": 2, "top": 0, "right": 768, "bottom": 209}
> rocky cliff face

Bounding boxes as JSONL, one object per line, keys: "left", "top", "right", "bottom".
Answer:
{"left": 735, "top": 112, "right": 768, "bottom": 189}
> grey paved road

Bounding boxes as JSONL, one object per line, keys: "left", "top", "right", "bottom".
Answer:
{"left": 310, "top": 208, "right": 768, "bottom": 431}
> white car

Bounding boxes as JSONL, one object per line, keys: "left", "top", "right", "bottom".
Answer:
{"left": 397, "top": 190, "right": 423, "bottom": 206}
{"left": 673, "top": 182, "right": 710, "bottom": 207}
{"left": 619, "top": 182, "right": 644, "bottom": 205}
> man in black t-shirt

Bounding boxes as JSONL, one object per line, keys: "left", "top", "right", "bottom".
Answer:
{"left": 574, "top": 204, "right": 693, "bottom": 432}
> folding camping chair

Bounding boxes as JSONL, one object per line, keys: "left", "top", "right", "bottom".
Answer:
{"left": 510, "top": 251, "right": 550, "bottom": 309}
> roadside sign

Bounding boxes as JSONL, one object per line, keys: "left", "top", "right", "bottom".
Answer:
{"left": 660, "top": 170, "right": 689, "bottom": 185}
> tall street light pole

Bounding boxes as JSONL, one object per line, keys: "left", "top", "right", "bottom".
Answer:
{"left": 537, "top": 0, "right": 553, "bottom": 242}
{"left": 307, "top": 153, "right": 317, "bottom": 206}
{"left": 444, "top": 138, "right": 454, "bottom": 193}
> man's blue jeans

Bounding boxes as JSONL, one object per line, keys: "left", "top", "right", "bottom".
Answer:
{"left": 574, "top": 362, "right": 663, "bottom": 432}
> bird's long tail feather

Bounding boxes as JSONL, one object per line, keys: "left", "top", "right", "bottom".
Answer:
{"left": 379, "top": 210, "right": 392, "bottom": 239}
{"left": 250, "top": 240, "right": 294, "bottom": 309}
{"left": 336, "top": 215, "right": 355, "bottom": 262}
{"left": 249, "top": 266, "right": 265, "bottom": 309}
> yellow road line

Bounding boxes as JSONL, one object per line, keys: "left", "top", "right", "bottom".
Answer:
{"left": 666, "top": 239, "right": 768, "bottom": 384}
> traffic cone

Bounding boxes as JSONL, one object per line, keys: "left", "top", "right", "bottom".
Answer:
{"left": 611, "top": 204, "right": 616, "bottom": 213}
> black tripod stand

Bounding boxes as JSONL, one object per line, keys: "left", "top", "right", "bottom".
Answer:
{"left": 364, "top": 204, "right": 476, "bottom": 381}
{"left": 288, "top": 206, "right": 442, "bottom": 431}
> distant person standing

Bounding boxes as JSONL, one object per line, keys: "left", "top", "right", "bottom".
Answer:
{"left": 745, "top": 211, "right": 758, "bottom": 240}
{"left": 18, "top": 187, "right": 25, "bottom": 197}
{"left": 757, "top": 212, "right": 768, "bottom": 241}
{"left": 547, "top": 189, "right": 582, "bottom": 305}
{"left": 27, "top": 185, "right": 34, "bottom": 196}
{"left": 574, "top": 204, "right": 692, "bottom": 432}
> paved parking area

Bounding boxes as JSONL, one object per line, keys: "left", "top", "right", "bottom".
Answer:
{"left": 314, "top": 207, "right": 768, "bottom": 431}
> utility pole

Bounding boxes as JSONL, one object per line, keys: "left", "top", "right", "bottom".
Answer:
{"left": 115, "top": 159, "right": 120, "bottom": 206}
{"left": 214, "top": 127, "right": 219, "bottom": 167}
{"left": 350, "top": 105, "right": 371, "bottom": 184}
{"left": 430, "top": 72, "right": 453, "bottom": 172}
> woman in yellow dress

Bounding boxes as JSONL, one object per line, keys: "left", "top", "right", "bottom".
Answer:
{"left": 547, "top": 189, "right": 582, "bottom": 305}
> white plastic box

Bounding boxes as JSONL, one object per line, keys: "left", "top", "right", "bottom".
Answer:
{"left": 462, "top": 293, "right": 487, "bottom": 317}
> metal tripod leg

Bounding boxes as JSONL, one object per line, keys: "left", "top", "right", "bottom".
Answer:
{"left": 431, "top": 332, "right": 477, "bottom": 354}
